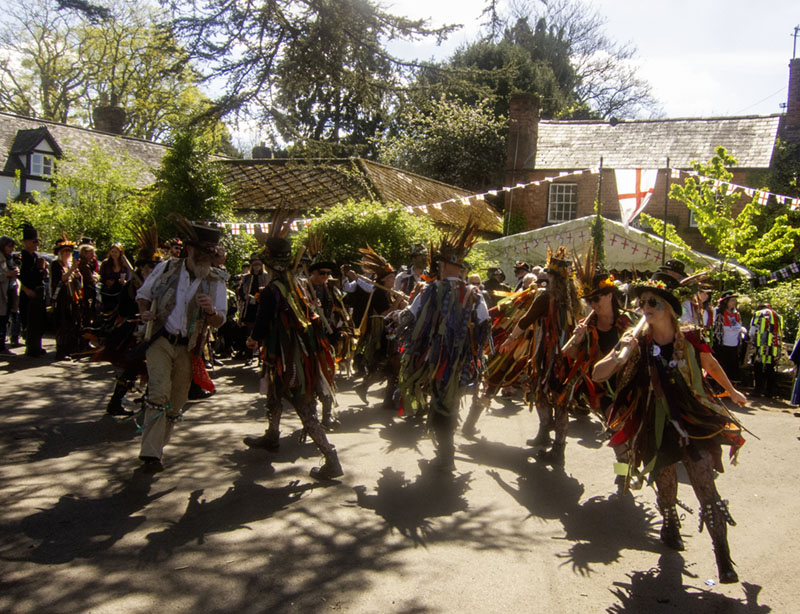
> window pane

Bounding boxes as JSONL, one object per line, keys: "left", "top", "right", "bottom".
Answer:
{"left": 547, "top": 183, "right": 577, "bottom": 223}
{"left": 31, "top": 153, "right": 42, "bottom": 176}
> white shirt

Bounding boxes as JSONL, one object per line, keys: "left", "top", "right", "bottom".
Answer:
{"left": 342, "top": 277, "right": 374, "bottom": 293}
{"left": 137, "top": 260, "right": 228, "bottom": 336}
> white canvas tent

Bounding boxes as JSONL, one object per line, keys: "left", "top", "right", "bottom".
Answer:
{"left": 474, "top": 216, "right": 752, "bottom": 278}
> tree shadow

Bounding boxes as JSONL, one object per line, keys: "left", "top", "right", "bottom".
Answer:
{"left": 16, "top": 471, "right": 172, "bottom": 564}
{"left": 607, "top": 552, "right": 771, "bottom": 613}
{"left": 487, "top": 462, "right": 585, "bottom": 521}
{"left": 352, "top": 462, "right": 473, "bottom": 546}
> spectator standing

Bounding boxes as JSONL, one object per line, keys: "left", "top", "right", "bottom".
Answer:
{"left": 713, "top": 291, "right": 744, "bottom": 383}
{"left": 749, "top": 303, "right": 784, "bottom": 397}
{"left": 0, "top": 236, "right": 19, "bottom": 354}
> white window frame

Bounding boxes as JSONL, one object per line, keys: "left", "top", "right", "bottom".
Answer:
{"left": 30, "top": 152, "right": 54, "bottom": 177}
{"left": 547, "top": 183, "right": 578, "bottom": 223}
{"left": 689, "top": 209, "right": 698, "bottom": 228}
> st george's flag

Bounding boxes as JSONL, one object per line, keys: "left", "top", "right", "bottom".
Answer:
{"left": 616, "top": 168, "right": 658, "bottom": 228}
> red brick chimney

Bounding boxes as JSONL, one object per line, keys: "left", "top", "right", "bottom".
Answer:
{"left": 92, "top": 105, "right": 126, "bottom": 135}
{"left": 783, "top": 58, "right": 800, "bottom": 143}
{"left": 505, "top": 93, "right": 540, "bottom": 181}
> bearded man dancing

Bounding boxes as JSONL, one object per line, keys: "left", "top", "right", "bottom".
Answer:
{"left": 135, "top": 217, "right": 227, "bottom": 473}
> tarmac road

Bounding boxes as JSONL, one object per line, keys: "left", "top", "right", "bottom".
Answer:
{"left": 0, "top": 339, "right": 797, "bottom": 614}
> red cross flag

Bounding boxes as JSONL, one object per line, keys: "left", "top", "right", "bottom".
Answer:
{"left": 616, "top": 169, "right": 658, "bottom": 229}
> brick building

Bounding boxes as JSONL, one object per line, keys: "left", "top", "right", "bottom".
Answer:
{"left": 504, "top": 57, "right": 800, "bottom": 255}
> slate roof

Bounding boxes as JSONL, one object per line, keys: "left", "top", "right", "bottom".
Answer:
{"left": 0, "top": 111, "right": 169, "bottom": 186}
{"left": 534, "top": 115, "right": 782, "bottom": 169}
{"left": 219, "top": 157, "right": 503, "bottom": 233}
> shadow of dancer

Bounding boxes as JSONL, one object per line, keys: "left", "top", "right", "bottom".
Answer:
{"left": 555, "top": 494, "right": 660, "bottom": 576}
{"left": 352, "top": 462, "right": 472, "bottom": 546}
{"left": 607, "top": 551, "right": 771, "bottom": 613}
{"left": 19, "top": 473, "right": 171, "bottom": 564}
{"left": 139, "top": 479, "right": 323, "bottom": 563}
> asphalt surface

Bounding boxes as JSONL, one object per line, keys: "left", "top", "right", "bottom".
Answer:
{"left": 0, "top": 338, "right": 797, "bottom": 614}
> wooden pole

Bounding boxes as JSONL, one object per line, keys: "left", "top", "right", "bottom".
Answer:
{"left": 662, "top": 157, "right": 670, "bottom": 265}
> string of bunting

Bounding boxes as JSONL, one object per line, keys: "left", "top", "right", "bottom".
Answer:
{"left": 201, "top": 167, "right": 798, "bottom": 235}
{"left": 753, "top": 260, "right": 800, "bottom": 287}
{"left": 670, "top": 169, "right": 800, "bottom": 209}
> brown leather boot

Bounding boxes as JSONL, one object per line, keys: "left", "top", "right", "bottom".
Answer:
{"left": 310, "top": 448, "right": 344, "bottom": 480}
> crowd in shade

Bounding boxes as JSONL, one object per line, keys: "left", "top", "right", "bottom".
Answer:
{"left": 1, "top": 216, "right": 797, "bottom": 586}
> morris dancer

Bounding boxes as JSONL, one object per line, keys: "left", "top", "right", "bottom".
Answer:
{"left": 351, "top": 246, "right": 405, "bottom": 408}
{"left": 397, "top": 220, "right": 490, "bottom": 471}
{"left": 593, "top": 271, "right": 747, "bottom": 584}
{"left": 242, "top": 214, "right": 342, "bottom": 480}
{"left": 499, "top": 247, "right": 583, "bottom": 465}
{"left": 136, "top": 217, "right": 227, "bottom": 472}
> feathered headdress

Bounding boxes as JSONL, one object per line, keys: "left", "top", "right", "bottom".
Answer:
{"left": 573, "top": 247, "right": 616, "bottom": 299}
{"left": 130, "top": 221, "right": 161, "bottom": 266}
{"left": 434, "top": 218, "right": 479, "bottom": 268}
{"left": 544, "top": 245, "right": 571, "bottom": 278}
{"left": 53, "top": 232, "right": 76, "bottom": 255}
{"left": 259, "top": 209, "right": 296, "bottom": 270}
{"left": 358, "top": 244, "right": 394, "bottom": 280}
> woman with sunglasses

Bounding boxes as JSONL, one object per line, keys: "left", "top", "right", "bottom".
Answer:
{"left": 593, "top": 271, "right": 747, "bottom": 584}
{"left": 562, "top": 267, "right": 632, "bottom": 436}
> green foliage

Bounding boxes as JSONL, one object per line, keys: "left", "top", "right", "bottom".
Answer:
{"left": 637, "top": 212, "right": 700, "bottom": 269}
{"left": 768, "top": 138, "right": 800, "bottom": 198}
{"left": 0, "top": 0, "right": 226, "bottom": 144}
{"left": 148, "top": 127, "right": 234, "bottom": 239}
{"left": 220, "top": 232, "right": 258, "bottom": 278}
{"left": 0, "top": 147, "right": 148, "bottom": 255}
{"left": 464, "top": 247, "right": 499, "bottom": 279}
{"left": 295, "top": 200, "right": 440, "bottom": 267}
{"left": 669, "top": 146, "right": 800, "bottom": 275}
{"left": 503, "top": 208, "right": 528, "bottom": 236}
{"left": 379, "top": 97, "right": 507, "bottom": 192}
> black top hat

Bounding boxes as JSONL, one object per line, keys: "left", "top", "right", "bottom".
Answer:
{"left": 22, "top": 224, "right": 38, "bottom": 241}
{"left": 513, "top": 261, "right": 531, "bottom": 272}
{"left": 630, "top": 271, "right": 683, "bottom": 315}
{"left": 657, "top": 259, "right": 686, "bottom": 280}
{"left": 309, "top": 261, "right": 337, "bottom": 274}
{"left": 263, "top": 236, "right": 293, "bottom": 268}
{"left": 187, "top": 224, "right": 221, "bottom": 247}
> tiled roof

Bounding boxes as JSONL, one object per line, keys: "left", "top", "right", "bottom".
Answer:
{"left": 0, "top": 111, "right": 169, "bottom": 186}
{"left": 535, "top": 115, "right": 782, "bottom": 169}
{"left": 219, "top": 157, "right": 503, "bottom": 233}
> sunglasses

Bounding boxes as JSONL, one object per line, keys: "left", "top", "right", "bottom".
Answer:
{"left": 637, "top": 297, "right": 662, "bottom": 309}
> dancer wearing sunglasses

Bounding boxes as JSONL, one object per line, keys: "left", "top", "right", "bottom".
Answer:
{"left": 592, "top": 270, "right": 747, "bottom": 584}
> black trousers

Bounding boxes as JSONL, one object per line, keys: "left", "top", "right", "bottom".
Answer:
{"left": 20, "top": 289, "right": 45, "bottom": 354}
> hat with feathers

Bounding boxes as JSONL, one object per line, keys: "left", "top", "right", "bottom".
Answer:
{"left": 255, "top": 210, "right": 295, "bottom": 270}
{"left": 572, "top": 248, "right": 617, "bottom": 300}
{"left": 358, "top": 245, "right": 394, "bottom": 280}
{"left": 544, "top": 246, "right": 571, "bottom": 278}
{"left": 130, "top": 221, "right": 162, "bottom": 267}
{"left": 434, "top": 218, "right": 479, "bottom": 268}
{"left": 168, "top": 213, "right": 221, "bottom": 250}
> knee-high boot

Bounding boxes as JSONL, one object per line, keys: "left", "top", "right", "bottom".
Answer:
{"left": 462, "top": 395, "right": 489, "bottom": 438}
{"left": 700, "top": 499, "right": 738, "bottom": 584}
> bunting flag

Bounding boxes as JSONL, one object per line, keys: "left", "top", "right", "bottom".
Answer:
{"left": 754, "top": 258, "right": 800, "bottom": 287}
{"left": 616, "top": 168, "right": 658, "bottom": 228}
{"left": 670, "top": 169, "right": 799, "bottom": 210}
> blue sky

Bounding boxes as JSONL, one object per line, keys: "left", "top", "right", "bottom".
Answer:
{"left": 387, "top": 0, "right": 799, "bottom": 118}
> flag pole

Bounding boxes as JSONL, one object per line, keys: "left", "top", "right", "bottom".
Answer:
{"left": 597, "top": 156, "right": 604, "bottom": 205}
{"left": 662, "top": 156, "right": 670, "bottom": 265}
